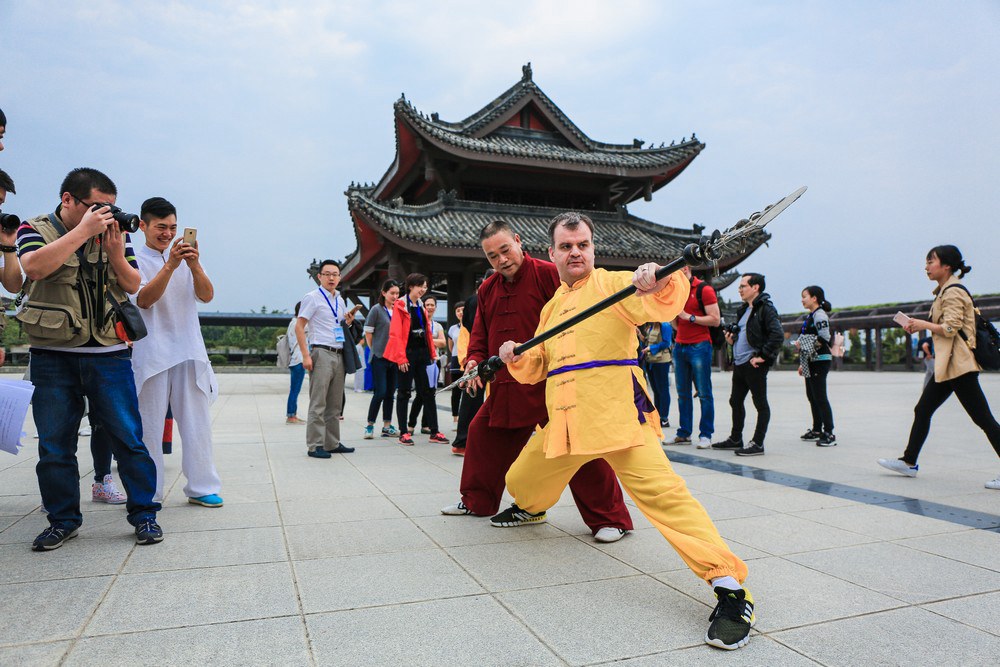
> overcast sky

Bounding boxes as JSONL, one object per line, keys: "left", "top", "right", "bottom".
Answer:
{"left": 3, "top": 1, "right": 998, "bottom": 315}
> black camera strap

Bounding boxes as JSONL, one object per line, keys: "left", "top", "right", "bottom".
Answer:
{"left": 47, "top": 212, "right": 109, "bottom": 327}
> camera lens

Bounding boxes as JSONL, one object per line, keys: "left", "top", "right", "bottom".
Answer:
{"left": 113, "top": 211, "right": 140, "bottom": 233}
{"left": 0, "top": 212, "right": 21, "bottom": 232}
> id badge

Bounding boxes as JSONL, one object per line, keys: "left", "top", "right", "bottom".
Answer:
{"left": 333, "top": 325, "right": 345, "bottom": 344}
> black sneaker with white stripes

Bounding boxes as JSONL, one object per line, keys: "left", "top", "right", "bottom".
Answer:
{"left": 490, "top": 503, "right": 547, "bottom": 527}
{"left": 32, "top": 525, "right": 79, "bottom": 551}
{"left": 705, "top": 586, "right": 755, "bottom": 650}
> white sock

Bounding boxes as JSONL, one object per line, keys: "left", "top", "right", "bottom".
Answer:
{"left": 711, "top": 576, "right": 741, "bottom": 591}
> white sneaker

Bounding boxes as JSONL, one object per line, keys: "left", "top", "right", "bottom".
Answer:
{"left": 985, "top": 477, "right": 1000, "bottom": 490}
{"left": 92, "top": 474, "right": 127, "bottom": 504}
{"left": 697, "top": 436, "right": 713, "bottom": 449}
{"left": 441, "top": 500, "right": 473, "bottom": 515}
{"left": 877, "top": 458, "right": 918, "bottom": 478}
{"left": 594, "top": 527, "right": 628, "bottom": 543}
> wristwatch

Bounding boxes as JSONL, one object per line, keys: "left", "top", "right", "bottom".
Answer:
{"left": 689, "top": 314, "right": 697, "bottom": 323}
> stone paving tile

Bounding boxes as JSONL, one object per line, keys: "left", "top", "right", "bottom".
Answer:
{"left": 123, "top": 526, "right": 287, "bottom": 573}
{"left": 388, "top": 491, "right": 478, "bottom": 518}
{"left": 922, "top": 590, "right": 1000, "bottom": 636}
{"left": 0, "top": 537, "right": 130, "bottom": 584}
{"left": 0, "top": 640, "right": 71, "bottom": 666}
{"left": 713, "top": 513, "right": 877, "bottom": 556}
{"left": 0, "top": 577, "right": 113, "bottom": 645}
{"left": 897, "top": 528, "right": 1000, "bottom": 572}
{"left": 717, "top": 485, "right": 858, "bottom": 513}
{"left": 413, "top": 513, "right": 567, "bottom": 547}
{"left": 285, "top": 516, "right": 435, "bottom": 560}
{"left": 155, "top": 499, "right": 281, "bottom": 533}
{"left": 590, "top": 636, "right": 821, "bottom": 666}
{"left": 497, "top": 575, "right": 708, "bottom": 665}
{"left": 294, "top": 549, "right": 484, "bottom": 613}
{"left": 85, "top": 562, "right": 299, "bottom": 636}
{"left": 307, "top": 596, "right": 563, "bottom": 667}
{"left": 65, "top": 616, "right": 310, "bottom": 666}
{"left": 0, "top": 495, "right": 42, "bottom": 516}
{"left": 447, "top": 536, "right": 639, "bottom": 592}
{"left": 773, "top": 606, "right": 1000, "bottom": 666}
{"left": 278, "top": 495, "right": 405, "bottom": 525}
{"left": 790, "top": 502, "right": 968, "bottom": 540}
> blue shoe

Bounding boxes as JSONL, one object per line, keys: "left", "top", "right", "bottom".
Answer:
{"left": 188, "top": 494, "right": 224, "bottom": 508}
{"left": 308, "top": 449, "right": 332, "bottom": 459}
{"left": 364, "top": 425, "right": 375, "bottom": 439}
{"left": 135, "top": 518, "right": 164, "bottom": 545}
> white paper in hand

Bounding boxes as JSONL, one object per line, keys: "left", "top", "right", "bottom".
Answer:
{"left": 0, "top": 380, "right": 35, "bottom": 455}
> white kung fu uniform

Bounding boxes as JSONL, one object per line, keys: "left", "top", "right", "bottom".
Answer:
{"left": 131, "top": 244, "right": 221, "bottom": 502}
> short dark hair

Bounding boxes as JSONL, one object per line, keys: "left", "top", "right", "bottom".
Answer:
{"left": 547, "top": 211, "right": 594, "bottom": 244}
{"left": 404, "top": 272, "right": 428, "bottom": 290}
{"left": 743, "top": 272, "right": 765, "bottom": 292}
{"left": 140, "top": 196, "right": 177, "bottom": 222}
{"left": 479, "top": 220, "right": 517, "bottom": 242}
{"left": 0, "top": 107, "right": 6, "bottom": 127}
{"left": 319, "top": 259, "right": 341, "bottom": 273}
{"left": 294, "top": 301, "right": 301, "bottom": 316}
{"left": 927, "top": 245, "right": 971, "bottom": 278}
{"left": 60, "top": 167, "right": 117, "bottom": 201}
{"left": 0, "top": 168, "right": 14, "bottom": 195}
{"left": 422, "top": 295, "right": 437, "bottom": 305}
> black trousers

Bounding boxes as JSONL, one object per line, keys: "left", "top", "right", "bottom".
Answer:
{"left": 903, "top": 371, "right": 1000, "bottom": 464}
{"left": 396, "top": 348, "right": 438, "bottom": 434}
{"left": 805, "top": 360, "right": 834, "bottom": 433}
{"left": 451, "top": 386, "right": 486, "bottom": 450}
{"left": 730, "top": 362, "right": 770, "bottom": 445}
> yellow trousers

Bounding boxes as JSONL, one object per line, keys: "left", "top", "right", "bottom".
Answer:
{"left": 506, "top": 428, "right": 748, "bottom": 583}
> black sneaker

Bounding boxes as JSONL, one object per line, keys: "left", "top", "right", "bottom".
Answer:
{"left": 135, "top": 518, "right": 164, "bottom": 545}
{"left": 817, "top": 432, "right": 837, "bottom": 447}
{"left": 490, "top": 503, "right": 547, "bottom": 527}
{"left": 705, "top": 586, "right": 755, "bottom": 650}
{"left": 800, "top": 429, "right": 821, "bottom": 441}
{"left": 735, "top": 441, "right": 764, "bottom": 456}
{"left": 712, "top": 437, "right": 743, "bottom": 450}
{"left": 32, "top": 525, "right": 79, "bottom": 551}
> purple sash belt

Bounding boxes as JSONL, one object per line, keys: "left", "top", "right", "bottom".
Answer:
{"left": 547, "top": 359, "right": 638, "bottom": 378}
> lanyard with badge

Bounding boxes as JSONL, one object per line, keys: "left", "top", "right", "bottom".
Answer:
{"left": 318, "top": 288, "right": 345, "bottom": 344}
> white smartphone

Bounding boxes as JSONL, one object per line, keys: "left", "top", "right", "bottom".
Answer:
{"left": 892, "top": 311, "right": 911, "bottom": 327}
{"left": 183, "top": 228, "right": 197, "bottom": 246}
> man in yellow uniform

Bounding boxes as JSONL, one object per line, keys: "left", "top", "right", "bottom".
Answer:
{"left": 496, "top": 211, "right": 755, "bottom": 651}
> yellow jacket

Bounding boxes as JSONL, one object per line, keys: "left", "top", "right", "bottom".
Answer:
{"left": 931, "top": 275, "right": 980, "bottom": 382}
{"left": 509, "top": 268, "right": 690, "bottom": 457}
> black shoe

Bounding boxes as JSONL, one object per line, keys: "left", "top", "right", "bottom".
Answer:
{"left": 135, "top": 518, "right": 164, "bottom": 545}
{"left": 490, "top": 503, "right": 547, "bottom": 527}
{"left": 800, "top": 429, "right": 821, "bottom": 441}
{"left": 817, "top": 432, "right": 837, "bottom": 447}
{"left": 329, "top": 444, "right": 355, "bottom": 454}
{"left": 32, "top": 525, "right": 79, "bottom": 551}
{"left": 308, "top": 449, "right": 332, "bottom": 459}
{"left": 735, "top": 441, "right": 764, "bottom": 456}
{"left": 712, "top": 437, "right": 743, "bottom": 450}
{"left": 705, "top": 586, "right": 755, "bottom": 650}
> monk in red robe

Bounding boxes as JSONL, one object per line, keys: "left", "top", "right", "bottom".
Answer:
{"left": 440, "top": 220, "right": 633, "bottom": 542}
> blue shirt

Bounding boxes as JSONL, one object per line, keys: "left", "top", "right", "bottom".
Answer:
{"left": 733, "top": 307, "right": 754, "bottom": 366}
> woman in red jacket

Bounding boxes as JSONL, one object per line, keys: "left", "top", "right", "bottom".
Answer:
{"left": 384, "top": 273, "right": 450, "bottom": 446}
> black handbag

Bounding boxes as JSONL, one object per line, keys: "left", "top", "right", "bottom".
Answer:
{"left": 106, "top": 292, "right": 148, "bottom": 342}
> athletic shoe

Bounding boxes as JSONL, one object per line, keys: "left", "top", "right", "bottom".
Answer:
{"left": 286, "top": 416, "right": 305, "bottom": 425}
{"left": 399, "top": 433, "right": 414, "bottom": 446}
{"left": 329, "top": 444, "right": 355, "bottom": 454}
{"left": 92, "top": 474, "right": 127, "bottom": 505}
{"left": 308, "top": 449, "right": 332, "bottom": 459}
{"left": 452, "top": 447, "right": 465, "bottom": 457}
{"left": 665, "top": 435, "right": 691, "bottom": 446}
{"left": 877, "top": 458, "right": 918, "bottom": 477}
{"left": 441, "top": 500, "right": 474, "bottom": 515}
{"left": 985, "top": 477, "right": 1000, "bottom": 490}
{"left": 594, "top": 527, "right": 628, "bottom": 543}
{"left": 697, "top": 436, "right": 713, "bottom": 449}
{"left": 420, "top": 426, "right": 432, "bottom": 434}
{"left": 816, "top": 432, "right": 837, "bottom": 447}
{"left": 705, "top": 586, "right": 755, "bottom": 650}
{"left": 712, "top": 437, "right": 743, "bottom": 450}
{"left": 429, "top": 432, "right": 450, "bottom": 444}
{"left": 381, "top": 425, "right": 399, "bottom": 437}
{"left": 490, "top": 504, "right": 547, "bottom": 527}
{"left": 660, "top": 419, "right": 670, "bottom": 428}
{"left": 735, "top": 441, "right": 764, "bottom": 456}
{"left": 78, "top": 425, "right": 92, "bottom": 437}
{"left": 135, "top": 518, "right": 164, "bottom": 545}
{"left": 32, "top": 525, "right": 79, "bottom": 551}
{"left": 363, "top": 425, "right": 374, "bottom": 439}
{"left": 800, "top": 429, "right": 821, "bottom": 441}
{"left": 188, "top": 494, "right": 224, "bottom": 508}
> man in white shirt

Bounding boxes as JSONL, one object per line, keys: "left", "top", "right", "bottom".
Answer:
{"left": 132, "top": 197, "right": 222, "bottom": 507}
{"left": 296, "top": 260, "right": 356, "bottom": 458}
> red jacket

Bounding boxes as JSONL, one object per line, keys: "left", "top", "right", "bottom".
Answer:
{"left": 383, "top": 296, "right": 436, "bottom": 365}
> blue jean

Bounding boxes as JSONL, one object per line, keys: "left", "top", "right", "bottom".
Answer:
{"left": 366, "top": 355, "right": 397, "bottom": 424}
{"left": 31, "top": 349, "right": 160, "bottom": 529}
{"left": 287, "top": 363, "right": 305, "bottom": 417}
{"left": 646, "top": 361, "right": 672, "bottom": 422}
{"left": 674, "top": 342, "right": 714, "bottom": 439}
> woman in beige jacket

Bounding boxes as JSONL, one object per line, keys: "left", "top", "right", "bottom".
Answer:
{"left": 877, "top": 245, "right": 1000, "bottom": 489}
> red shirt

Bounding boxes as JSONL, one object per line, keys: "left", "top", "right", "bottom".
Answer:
{"left": 674, "top": 277, "right": 717, "bottom": 344}
{"left": 467, "top": 254, "right": 560, "bottom": 429}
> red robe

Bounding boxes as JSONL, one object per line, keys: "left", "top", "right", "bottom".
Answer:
{"left": 460, "top": 254, "right": 633, "bottom": 532}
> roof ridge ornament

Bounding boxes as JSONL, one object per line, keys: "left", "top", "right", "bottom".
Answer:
{"left": 633, "top": 138, "right": 644, "bottom": 148}
{"left": 521, "top": 62, "right": 533, "bottom": 82}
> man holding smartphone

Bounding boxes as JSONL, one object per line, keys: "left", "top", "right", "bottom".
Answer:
{"left": 131, "top": 196, "right": 223, "bottom": 507}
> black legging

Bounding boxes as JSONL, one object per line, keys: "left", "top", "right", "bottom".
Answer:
{"left": 396, "top": 348, "right": 438, "bottom": 435}
{"left": 730, "top": 362, "right": 770, "bottom": 445}
{"left": 805, "top": 360, "right": 834, "bottom": 433}
{"left": 903, "top": 371, "right": 1000, "bottom": 464}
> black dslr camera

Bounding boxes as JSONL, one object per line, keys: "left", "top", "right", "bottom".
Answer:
{"left": 91, "top": 203, "right": 140, "bottom": 233}
{"left": 723, "top": 322, "right": 741, "bottom": 336}
{"left": 0, "top": 210, "right": 20, "bottom": 233}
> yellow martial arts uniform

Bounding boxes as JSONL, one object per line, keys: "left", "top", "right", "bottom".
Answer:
{"left": 506, "top": 268, "right": 748, "bottom": 583}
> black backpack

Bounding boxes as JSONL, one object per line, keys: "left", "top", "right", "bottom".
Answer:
{"left": 695, "top": 283, "right": 727, "bottom": 349}
{"left": 942, "top": 284, "right": 1000, "bottom": 371}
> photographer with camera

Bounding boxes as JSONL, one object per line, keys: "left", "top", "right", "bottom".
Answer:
{"left": 16, "top": 167, "right": 163, "bottom": 550}
{"left": 712, "top": 273, "right": 784, "bottom": 456}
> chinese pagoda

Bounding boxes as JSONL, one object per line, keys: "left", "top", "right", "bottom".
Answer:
{"left": 341, "top": 64, "right": 766, "bottom": 309}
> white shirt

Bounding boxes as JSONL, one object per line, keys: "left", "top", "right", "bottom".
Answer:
{"left": 130, "top": 244, "right": 215, "bottom": 398}
{"left": 298, "top": 287, "right": 347, "bottom": 349}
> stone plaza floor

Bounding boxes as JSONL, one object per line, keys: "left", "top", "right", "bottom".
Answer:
{"left": 1, "top": 369, "right": 999, "bottom": 666}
